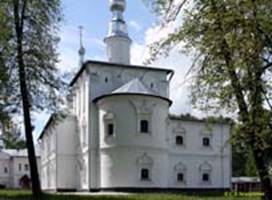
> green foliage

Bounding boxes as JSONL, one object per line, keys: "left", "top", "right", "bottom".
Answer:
{"left": 245, "top": 150, "right": 258, "bottom": 177}
{"left": 0, "top": 0, "right": 66, "bottom": 116}
{"left": 2, "top": 130, "right": 26, "bottom": 150}
{"left": 146, "top": 0, "right": 272, "bottom": 197}
{"left": 232, "top": 142, "right": 258, "bottom": 177}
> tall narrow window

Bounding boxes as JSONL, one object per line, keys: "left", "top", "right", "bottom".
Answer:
{"left": 203, "top": 137, "right": 210, "bottom": 147}
{"left": 176, "top": 136, "right": 184, "bottom": 145}
{"left": 140, "top": 120, "right": 149, "bottom": 133}
{"left": 25, "top": 164, "right": 29, "bottom": 171}
{"left": 18, "top": 163, "right": 22, "bottom": 171}
{"left": 141, "top": 168, "right": 149, "bottom": 180}
{"left": 107, "top": 123, "right": 114, "bottom": 136}
{"left": 4, "top": 167, "right": 8, "bottom": 173}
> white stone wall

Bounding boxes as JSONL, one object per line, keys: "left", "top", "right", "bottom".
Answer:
{"left": 40, "top": 61, "right": 231, "bottom": 191}
{"left": 105, "top": 36, "right": 131, "bottom": 65}
{"left": 97, "top": 94, "right": 170, "bottom": 188}
{"left": 0, "top": 152, "right": 10, "bottom": 188}
{"left": 87, "top": 63, "right": 170, "bottom": 100}
{"left": 0, "top": 151, "right": 40, "bottom": 189}
{"left": 11, "top": 156, "right": 41, "bottom": 189}
{"left": 167, "top": 120, "right": 231, "bottom": 189}
{"left": 40, "top": 116, "right": 77, "bottom": 190}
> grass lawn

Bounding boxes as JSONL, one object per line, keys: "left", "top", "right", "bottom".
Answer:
{"left": 0, "top": 190, "right": 263, "bottom": 200}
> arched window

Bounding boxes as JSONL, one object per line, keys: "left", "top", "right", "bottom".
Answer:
{"left": 199, "top": 161, "right": 212, "bottom": 184}
{"left": 176, "top": 136, "right": 184, "bottom": 145}
{"left": 174, "top": 162, "right": 187, "bottom": 184}
{"left": 140, "top": 120, "right": 149, "bottom": 133}
{"left": 203, "top": 137, "right": 210, "bottom": 147}
{"left": 137, "top": 153, "right": 153, "bottom": 181}
{"left": 141, "top": 168, "right": 149, "bottom": 180}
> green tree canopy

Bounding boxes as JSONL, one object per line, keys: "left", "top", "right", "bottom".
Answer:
{"left": 0, "top": 0, "right": 64, "bottom": 197}
{"left": 146, "top": 0, "right": 272, "bottom": 198}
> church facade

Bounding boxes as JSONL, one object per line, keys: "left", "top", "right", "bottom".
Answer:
{"left": 38, "top": 0, "right": 232, "bottom": 192}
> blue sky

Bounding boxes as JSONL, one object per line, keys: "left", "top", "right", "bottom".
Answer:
{"left": 33, "top": 0, "right": 195, "bottom": 141}
{"left": 58, "top": 0, "right": 156, "bottom": 67}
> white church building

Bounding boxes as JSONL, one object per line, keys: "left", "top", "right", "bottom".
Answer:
{"left": 0, "top": 147, "right": 41, "bottom": 189}
{"left": 38, "top": 0, "right": 232, "bottom": 192}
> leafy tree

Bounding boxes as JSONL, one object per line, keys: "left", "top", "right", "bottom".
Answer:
{"left": 0, "top": 0, "right": 64, "bottom": 198}
{"left": 146, "top": 0, "right": 272, "bottom": 199}
{"left": 1, "top": 121, "right": 26, "bottom": 150}
{"left": 245, "top": 149, "right": 258, "bottom": 177}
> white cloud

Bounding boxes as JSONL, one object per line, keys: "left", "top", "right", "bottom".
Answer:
{"left": 129, "top": 21, "right": 200, "bottom": 116}
{"left": 129, "top": 20, "right": 142, "bottom": 32}
{"left": 130, "top": 42, "right": 147, "bottom": 65}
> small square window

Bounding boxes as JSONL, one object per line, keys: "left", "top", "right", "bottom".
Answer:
{"left": 203, "top": 137, "right": 210, "bottom": 147}
{"left": 177, "top": 173, "right": 184, "bottom": 182}
{"left": 140, "top": 120, "right": 149, "bottom": 133}
{"left": 107, "top": 123, "right": 114, "bottom": 136}
{"left": 176, "top": 136, "right": 184, "bottom": 145}
{"left": 141, "top": 168, "right": 149, "bottom": 180}
{"left": 202, "top": 173, "right": 209, "bottom": 182}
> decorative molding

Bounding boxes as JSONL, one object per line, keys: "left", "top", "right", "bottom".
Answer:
{"left": 137, "top": 153, "right": 153, "bottom": 166}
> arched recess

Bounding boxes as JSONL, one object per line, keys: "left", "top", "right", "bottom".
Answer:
{"left": 136, "top": 153, "right": 153, "bottom": 181}
{"left": 199, "top": 161, "right": 212, "bottom": 184}
{"left": 174, "top": 162, "right": 187, "bottom": 184}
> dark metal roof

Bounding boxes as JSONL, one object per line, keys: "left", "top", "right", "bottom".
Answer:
{"left": 69, "top": 60, "right": 174, "bottom": 87}
{"left": 93, "top": 92, "right": 173, "bottom": 105}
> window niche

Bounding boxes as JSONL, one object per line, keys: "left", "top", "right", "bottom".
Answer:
{"left": 174, "top": 162, "right": 187, "bottom": 184}
{"left": 104, "top": 112, "right": 115, "bottom": 137}
{"left": 200, "top": 129, "right": 213, "bottom": 149}
{"left": 173, "top": 125, "right": 186, "bottom": 147}
{"left": 199, "top": 161, "right": 212, "bottom": 184}
{"left": 137, "top": 153, "right": 153, "bottom": 182}
{"left": 130, "top": 99, "right": 155, "bottom": 135}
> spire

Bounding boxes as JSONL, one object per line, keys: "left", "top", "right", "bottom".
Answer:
{"left": 104, "top": 0, "right": 132, "bottom": 65}
{"left": 78, "top": 26, "right": 85, "bottom": 67}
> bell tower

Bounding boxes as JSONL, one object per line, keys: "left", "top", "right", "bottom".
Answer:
{"left": 104, "top": 0, "right": 132, "bottom": 65}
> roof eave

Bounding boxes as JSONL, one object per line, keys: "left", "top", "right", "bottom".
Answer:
{"left": 69, "top": 60, "right": 174, "bottom": 87}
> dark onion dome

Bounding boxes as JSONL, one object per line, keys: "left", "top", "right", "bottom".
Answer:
{"left": 110, "top": 0, "right": 126, "bottom": 12}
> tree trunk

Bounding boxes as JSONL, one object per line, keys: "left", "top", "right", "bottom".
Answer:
{"left": 13, "top": 0, "right": 41, "bottom": 198}
{"left": 252, "top": 147, "right": 272, "bottom": 200}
